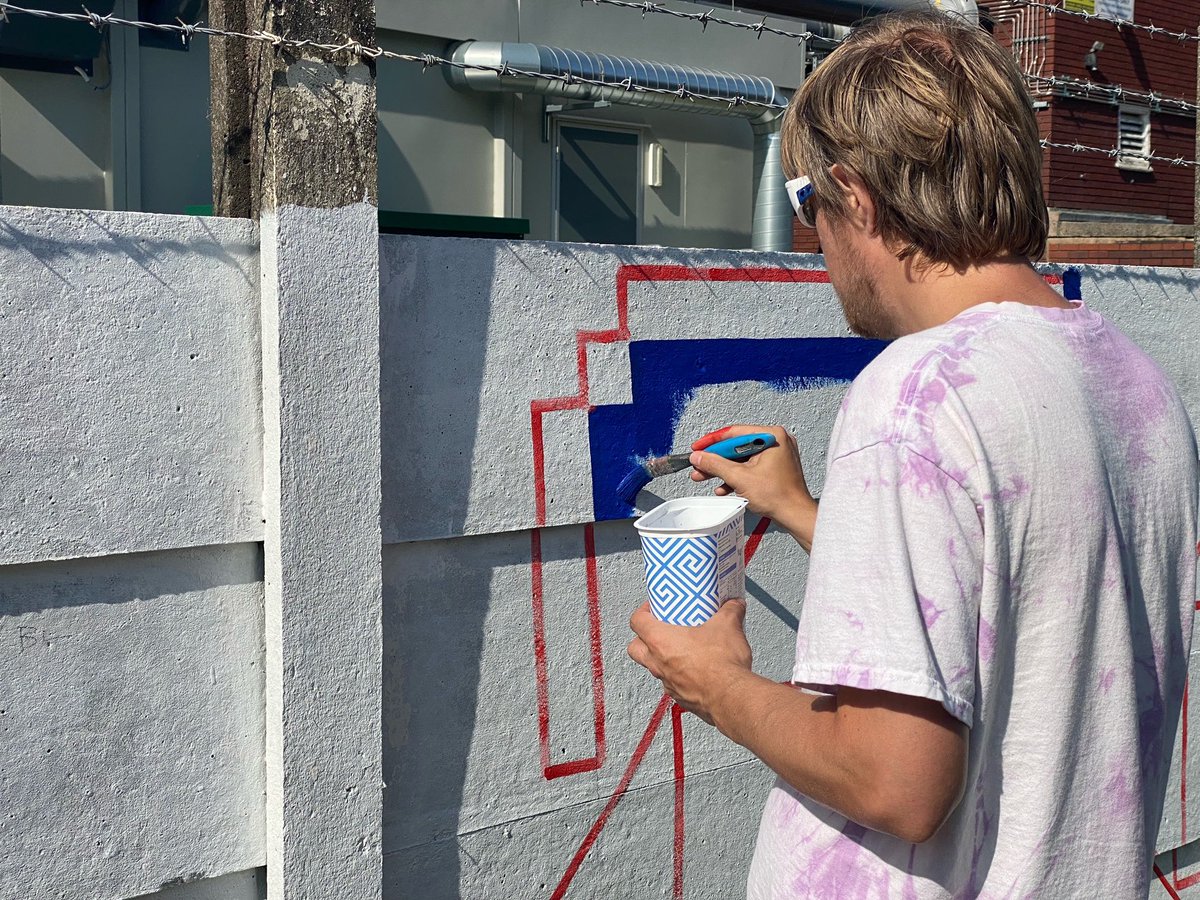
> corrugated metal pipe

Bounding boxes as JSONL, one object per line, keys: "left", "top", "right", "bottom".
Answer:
{"left": 749, "top": 0, "right": 977, "bottom": 26}
{"left": 446, "top": 42, "right": 794, "bottom": 252}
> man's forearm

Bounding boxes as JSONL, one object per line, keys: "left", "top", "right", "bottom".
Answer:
{"left": 707, "top": 670, "right": 878, "bottom": 828}
{"left": 774, "top": 498, "right": 818, "bottom": 553}
{"left": 706, "top": 669, "right": 964, "bottom": 843}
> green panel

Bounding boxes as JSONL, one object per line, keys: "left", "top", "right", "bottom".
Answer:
{"left": 186, "top": 206, "right": 530, "bottom": 239}
{"left": 376, "top": 211, "right": 529, "bottom": 238}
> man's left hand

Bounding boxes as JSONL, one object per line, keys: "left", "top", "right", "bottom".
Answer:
{"left": 627, "top": 599, "right": 753, "bottom": 725}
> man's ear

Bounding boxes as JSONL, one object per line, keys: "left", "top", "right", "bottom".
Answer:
{"left": 829, "top": 163, "right": 878, "bottom": 236}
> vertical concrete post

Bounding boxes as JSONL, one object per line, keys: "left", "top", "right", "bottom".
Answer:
{"left": 250, "top": 3, "right": 382, "bottom": 898}
{"left": 208, "top": 0, "right": 252, "bottom": 217}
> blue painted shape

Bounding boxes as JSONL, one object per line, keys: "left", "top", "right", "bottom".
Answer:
{"left": 589, "top": 337, "right": 887, "bottom": 520}
{"left": 1063, "top": 267, "right": 1082, "bottom": 301}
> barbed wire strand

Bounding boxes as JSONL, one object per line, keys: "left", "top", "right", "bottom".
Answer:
{"left": 1011, "top": 0, "right": 1200, "bottom": 42}
{"left": 574, "top": 0, "right": 841, "bottom": 47}
{"left": 1039, "top": 138, "right": 1195, "bottom": 167}
{"left": 1026, "top": 73, "right": 1199, "bottom": 115}
{"left": 1, "top": 2, "right": 1194, "bottom": 165}
{"left": 0, "top": 1, "right": 790, "bottom": 109}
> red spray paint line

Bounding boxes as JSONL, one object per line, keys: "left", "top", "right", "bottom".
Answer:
{"left": 745, "top": 516, "right": 772, "bottom": 566}
{"left": 672, "top": 703, "right": 687, "bottom": 900}
{"left": 550, "top": 694, "right": 674, "bottom": 900}
{"left": 530, "top": 264, "right": 834, "bottom": 526}
{"left": 1183, "top": 683, "right": 1190, "bottom": 844}
{"left": 1171, "top": 845, "right": 1200, "bottom": 892}
{"left": 529, "top": 265, "right": 833, "bottom": 781}
{"left": 1158, "top": 863, "right": 1184, "bottom": 900}
{"left": 548, "top": 510, "right": 776, "bottom": 895}
{"left": 531, "top": 525, "right": 607, "bottom": 780}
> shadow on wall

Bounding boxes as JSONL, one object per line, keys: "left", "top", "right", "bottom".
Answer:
{"left": 379, "top": 235, "right": 496, "bottom": 897}
{"left": 376, "top": 118, "right": 431, "bottom": 217}
{"left": 0, "top": 213, "right": 258, "bottom": 292}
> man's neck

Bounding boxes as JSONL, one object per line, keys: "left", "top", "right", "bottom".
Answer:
{"left": 881, "top": 256, "right": 1074, "bottom": 336}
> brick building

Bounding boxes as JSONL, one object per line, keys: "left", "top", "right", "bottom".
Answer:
{"left": 793, "top": 0, "right": 1198, "bottom": 266}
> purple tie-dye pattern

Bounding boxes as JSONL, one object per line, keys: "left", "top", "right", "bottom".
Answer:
{"left": 1098, "top": 666, "right": 1117, "bottom": 693}
{"left": 756, "top": 301, "right": 1197, "bottom": 900}
{"left": 978, "top": 616, "right": 997, "bottom": 665}
{"left": 894, "top": 323, "right": 986, "bottom": 447}
{"left": 982, "top": 475, "right": 1030, "bottom": 504}
{"left": 1104, "top": 764, "right": 1141, "bottom": 826}
{"left": 1060, "top": 310, "right": 1173, "bottom": 473}
{"left": 959, "top": 758, "right": 995, "bottom": 900}
{"left": 900, "top": 845, "right": 920, "bottom": 900}
{"left": 796, "top": 822, "right": 894, "bottom": 900}
{"left": 918, "top": 593, "right": 944, "bottom": 629}
{"left": 829, "top": 651, "right": 876, "bottom": 690}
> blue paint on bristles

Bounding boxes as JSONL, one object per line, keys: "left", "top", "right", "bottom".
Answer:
{"left": 614, "top": 433, "right": 780, "bottom": 509}
{"left": 615, "top": 464, "right": 654, "bottom": 507}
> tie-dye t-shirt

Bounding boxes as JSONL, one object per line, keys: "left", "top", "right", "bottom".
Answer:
{"left": 747, "top": 299, "right": 1198, "bottom": 899}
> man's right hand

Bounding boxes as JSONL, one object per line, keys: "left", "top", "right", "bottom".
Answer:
{"left": 689, "top": 425, "right": 820, "bottom": 553}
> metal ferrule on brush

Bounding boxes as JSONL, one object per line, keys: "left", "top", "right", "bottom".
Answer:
{"left": 643, "top": 453, "right": 693, "bottom": 478}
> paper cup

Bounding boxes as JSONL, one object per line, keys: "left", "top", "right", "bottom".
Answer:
{"left": 634, "top": 496, "right": 749, "bottom": 626}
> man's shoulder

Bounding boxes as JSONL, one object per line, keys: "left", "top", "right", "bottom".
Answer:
{"left": 836, "top": 318, "right": 996, "bottom": 453}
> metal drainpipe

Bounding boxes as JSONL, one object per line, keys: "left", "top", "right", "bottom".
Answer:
{"left": 446, "top": 42, "right": 794, "bottom": 252}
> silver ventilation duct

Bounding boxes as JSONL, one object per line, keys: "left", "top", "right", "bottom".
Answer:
{"left": 737, "top": 0, "right": 978, "bottom": 26}
{"left": 446, "top": 42, "right": 794, "bottom": 252}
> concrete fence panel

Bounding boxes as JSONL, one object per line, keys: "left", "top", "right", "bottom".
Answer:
{"left": 0, "top": 207, "right": 266, "bottom": 900}
{"left": 0, "top": 207, "right": 264, "bottom": 566}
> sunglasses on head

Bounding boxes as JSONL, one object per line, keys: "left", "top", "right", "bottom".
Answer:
{"left": 786, "top": 175, "right": 818, "bottom": 228}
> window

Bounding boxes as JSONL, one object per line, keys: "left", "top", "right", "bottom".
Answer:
{"left": 1116, "top": 106, "right": 1152, "bottom": 172}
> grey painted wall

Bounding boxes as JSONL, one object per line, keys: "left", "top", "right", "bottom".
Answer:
{"left": 381, "top": 235, "right": 1200, "bottom": 898}
{"left": 3, "top": 206, "right": 1199, "bottom": 898}
{"left": 0, "top": 206, "right": 265, "bottom": 900}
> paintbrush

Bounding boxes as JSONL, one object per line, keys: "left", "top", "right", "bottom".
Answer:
{"left": 616, "top": 432, "right": 778, "bottom": 507}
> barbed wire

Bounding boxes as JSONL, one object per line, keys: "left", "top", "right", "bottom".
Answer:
{"left": 574, "top": 0, "right": 841, "bottom": 47}
{"left": 1039, "top": 139, "right": 1195, "bottom": 167}
{"left": 1011, "top": 0, "right": 1200, "bottom": 42}
{"left": 0, "top": 0, "right": 788, "bottom": 110}
{"left": 0, "top": 1, "right": 1194, "bottom": 166}
{"left": 1026, "top": 73, "right": 1199, "bottom": 115}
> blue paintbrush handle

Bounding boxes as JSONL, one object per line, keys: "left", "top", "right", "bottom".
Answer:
{"left": 703, "top": 432, "right": 778, "bottom": 461}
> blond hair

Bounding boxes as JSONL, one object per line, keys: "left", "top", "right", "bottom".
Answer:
{"left": 781, "top": 10, "right": 1048, "bottom": 268}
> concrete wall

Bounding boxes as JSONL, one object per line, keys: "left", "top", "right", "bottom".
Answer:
{"left": 0, "top": 206, "right": 265, "bottom": 900}
{"left": 4, "top": 204, "right": 1200, "bottom": 898}
{"left": 380, "top": 235, "right": 1200, "bottom": 898}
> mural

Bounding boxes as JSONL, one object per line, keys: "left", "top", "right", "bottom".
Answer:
{"left": 380, "top": 237, "right": 1200, "bottom": 899}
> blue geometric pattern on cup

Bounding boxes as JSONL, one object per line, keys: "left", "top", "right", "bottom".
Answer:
{"left": 642, "top": 535, "right": 720, "bottom": 625}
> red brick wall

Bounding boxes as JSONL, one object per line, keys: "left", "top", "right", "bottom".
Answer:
{"left": 1044, "top": 100, "right": 1194, "bottom": 223}
{"left": 791, "top": 219, "right": 821, "bottom": 255}
{"left": 1047, "top": 237, "right": 1194, "bottom": 266}
{"left": 1042, "top": 0, "right": 1197, "bottom": 224}
{"left": 1047, "top": 0, "right": 1196, "bottom": 99}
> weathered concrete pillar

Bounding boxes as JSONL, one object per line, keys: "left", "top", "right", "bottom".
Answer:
{"left": 208, "top": 0, "right": 252, "bottom": 217}
{"left": 234, "top": 2, "right": 383, "bottom": 896}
